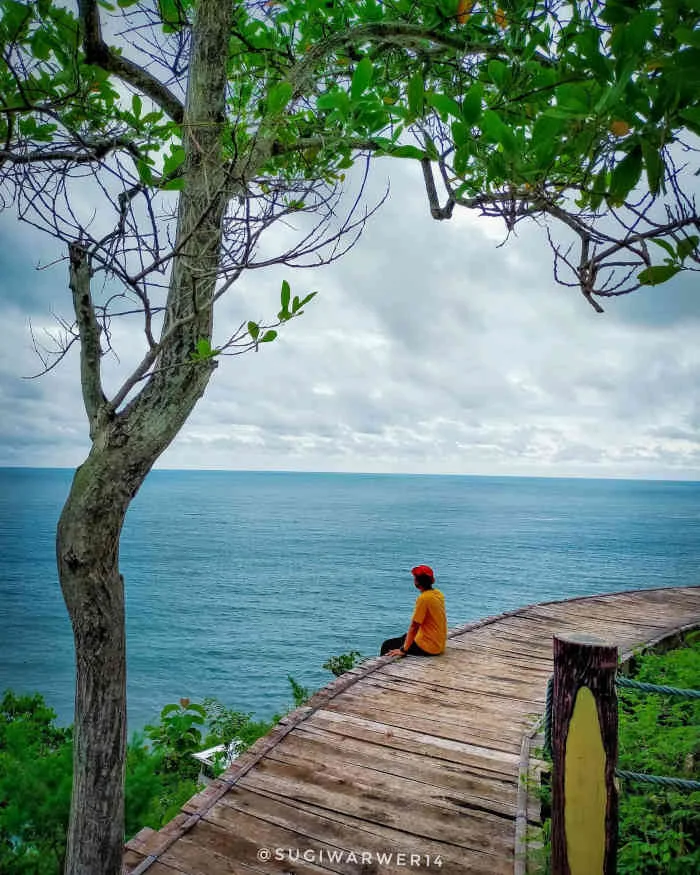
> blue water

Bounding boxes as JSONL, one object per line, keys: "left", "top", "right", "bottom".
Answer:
{"left": 1, "top": 468, "right": 698, "bottom": 734}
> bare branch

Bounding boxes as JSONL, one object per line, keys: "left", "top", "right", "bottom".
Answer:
{"left": 68, "top": 241, "right": 108, "bottom": 432}
{"left": 421, "top": 158, "right": 454, "bottom": 220}
{"left": 77, "top": 0, "right": 184, "bottom": 123}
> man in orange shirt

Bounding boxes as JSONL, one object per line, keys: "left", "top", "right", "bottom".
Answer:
{"left": 380, "top": 565, "right": 447, "bottom": 657}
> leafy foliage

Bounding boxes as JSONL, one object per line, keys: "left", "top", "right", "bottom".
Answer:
{"left": 322, "top": 649, "right": 367, "bottom": 677}
{"left": 0, "top": 692, "right": 72, "bottom": 875}
{"left": 617, "top": 640, "right": 700, "bottom": 874}
{"left": 1, "top": 0, "right": 699, "bottom": 315}
{"left": 0, "top": 689, "right": 281, "bottom": 872}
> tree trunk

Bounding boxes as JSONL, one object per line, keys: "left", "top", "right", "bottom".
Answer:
{"left": 58, "top": 448, "right": 153, "bottom": 875}
{"left": 59, "top": 1, "right": 236, "bottom": 872}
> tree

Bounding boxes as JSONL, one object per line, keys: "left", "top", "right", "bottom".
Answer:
{"left": 0, "top": 1, "right": 698, "bottom": 873}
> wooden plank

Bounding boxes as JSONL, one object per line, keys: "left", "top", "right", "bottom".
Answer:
{"left": 161, "top": 815, "right": 330, "bottom": 875}
{"left": 354, "top": 675, "right": 542, "bottom": 714}
{"left": 266, "top": 730, "right": 518, "bottom": 817}
{"left": 207, "top": 787, "right": 513, "bottom": 875}
{"left": 306, "top": 709, "right": 521, "bottom": 776}
{"left": 237, "top": 756, "right": 516, "bottom": 858}
{"left": 376, "top": 664, "right": 548, "bottom": 702}
{"left": 325, "top": 692, "right": 525, "bottom": 752}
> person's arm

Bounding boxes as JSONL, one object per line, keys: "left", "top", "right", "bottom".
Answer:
{"left": 388, "top": 619, "right": 421, "bottom": 657}
{"left": 401, "top": 620, "right": 421, "bottom": 652}
{"left": 387, "top": 592, "right": 428, "bottom": 657}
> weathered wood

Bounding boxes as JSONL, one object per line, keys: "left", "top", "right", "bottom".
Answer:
{"left": 206, "top": 788, "right": 513, "bottom": 875}
{"left": 551, "top": 634, "right": 619, "bottom": 875}
{"left": 123, "top": 587, "right": 700, "bottom": 875}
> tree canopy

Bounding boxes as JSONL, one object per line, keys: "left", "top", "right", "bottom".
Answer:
{"left": 1, "top": 0, "right": 698, "bottom": 337}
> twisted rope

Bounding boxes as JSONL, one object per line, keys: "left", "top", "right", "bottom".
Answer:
{"left": 541, "top": 673, "right": 699, "bottom": 791}
{"left": 616, "top": 676, "right": 700, "bottom": 699}
{"left": 616, "top": 770, "right": 700, "bottom": 791}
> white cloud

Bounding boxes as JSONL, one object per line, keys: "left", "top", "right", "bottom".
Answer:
{"left": 1, "top": 160, "right": 699, "bottom": 479}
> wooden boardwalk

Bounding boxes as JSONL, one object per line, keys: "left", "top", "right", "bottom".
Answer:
{"left": 124, "top": 586, "right": 700, "bottom": 875}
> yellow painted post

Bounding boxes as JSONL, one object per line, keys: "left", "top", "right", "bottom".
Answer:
{"left": 551, "top": 633, "right": 618, "bottom": 875}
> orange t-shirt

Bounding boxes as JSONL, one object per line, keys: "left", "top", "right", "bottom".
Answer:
{"left": 411, "top": 588, "right": 447, "bottom": 654}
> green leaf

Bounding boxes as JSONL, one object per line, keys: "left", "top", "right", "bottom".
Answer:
{"left": 637, "top": 264, "right": 682, "bottom": 286}
{"left": 676, "top": 235, "right": 699, "bottom": 261}
{"left": 481, "top": 111, "right": 517, "bottom": 156}
{"left": 136, "top": 159, "right": 154, "bottom": 185}
{"left": 267, "top": 81, "right": 292, "bottom": 115}
{"left": 680, "top": 107, "right": 700, "bottom": 137}
{"left": 462, "top": 85, "right": 483, "bottom": 126}
{"left": 641, "top": 139, "right": 664, "bottom": 196}
{"left": 261, "top": 330, "right": 278, "bottom": 342}
{"left": 480, "top": 110, "right": 504, "bottom": 143}
{"left": 161, "top": 704, "right": 180, "bottom": 717}
{"left": 608, "top": 145, "right": 643, "bottom": 204}
{"left": 163, "top": 145, "right": 185, "bottom": 178}
{"left": 453, "top": 146, "right": 470, "bottom": 176}
{"left": 298, "top": 291, "right": 317, "bottom": 307}
{"left": 161, "top": 177, "right": 185, "bottom": 191}
{"left": 651, "top": 238, "right": 677, "bottom": 259}
{"left": 351, "top": 58, "right": 373, "bottom": 101}
{"left": 532, "top": 113, "right": 567, "bottom": 165}
{"left": 385, "top": 144, "right": 426, "bottom": 160}
{"left": 280, "top": 279, "right": 291, "bottom": 313}
{"left": 487, "top": 60, "right": 508, "bottom": 88}
{"left": 555, "top": 83, "right": 591, "bottom": 115}
{"left": 451, "top": 120, "right": 470, "bottom": 148}
{"left": 427, "top": 92, "right": 461, "bottom": 120}
{"left": 132, "top": 93, "right": 142, "bottom": 119}
{"left": 406, "top": 72, "right": 424, "bottom": 117}
{"left": 248, "top": 321, "right": 260, "bottom": 341}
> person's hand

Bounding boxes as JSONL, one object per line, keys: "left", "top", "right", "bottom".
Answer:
{"left": 388, "top": 648, "right": 405, "bottom": 657}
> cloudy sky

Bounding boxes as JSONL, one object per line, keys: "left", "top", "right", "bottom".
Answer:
{"left": 1, "top": 157, "right": 699, "bottom": 480}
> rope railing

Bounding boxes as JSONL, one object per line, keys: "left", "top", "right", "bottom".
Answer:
{"left": 542, "top": 671, "right": 699, "bottom": 790}
{"left": 615, "top": 676, "right": 700, "bottom": 699}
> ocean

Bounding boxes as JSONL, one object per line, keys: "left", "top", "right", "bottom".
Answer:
{"left": 1, "top": 468, "right": 698, "bottom": 735}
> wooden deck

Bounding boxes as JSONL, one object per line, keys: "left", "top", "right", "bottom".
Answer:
{"left": 123, "top": 586, "right": 700, "bottom": 875}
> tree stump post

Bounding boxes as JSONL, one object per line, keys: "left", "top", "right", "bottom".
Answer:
{"left": 551, "top": 633, "right": 619, "bottom": 875}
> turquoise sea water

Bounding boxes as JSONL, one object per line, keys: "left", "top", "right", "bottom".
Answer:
{"left": 1, "top": 468, "right": 698, "bottom": 733}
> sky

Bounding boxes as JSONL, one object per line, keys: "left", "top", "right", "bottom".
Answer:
{"left": 1, "top": 157, "right": 699, "bottom": 480}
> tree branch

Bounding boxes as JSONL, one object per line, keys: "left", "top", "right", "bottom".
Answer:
{"left": 68, "top": 241, "right": 108, "bottom": 434}
{"left": 0, "top": 135, "right": 139, "bottom": 165}
{"left": 77, "top": 0, "right": 184, "bottom": 124}
{"left": 421, "top": 157, "right": 454, "bottom": 219}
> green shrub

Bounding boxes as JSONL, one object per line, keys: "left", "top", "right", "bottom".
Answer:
{"left": 322, "top": 650, "right": 366, "bottom": 677}
{"left": 617, "top": 643, "right": 700, "bottom": 875}
{"left": 0, "top": 653, "right": 359, "bottom": 872}
{"left": 0, "top": 692, "right": 72, "bottom": 875}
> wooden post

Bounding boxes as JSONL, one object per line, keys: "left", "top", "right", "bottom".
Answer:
{"left": 551, "top": 633, "right": 618, "bottom": 875}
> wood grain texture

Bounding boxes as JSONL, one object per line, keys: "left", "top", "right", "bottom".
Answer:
{"left": 124, "top": 586, "right": 700, "bottom": 875}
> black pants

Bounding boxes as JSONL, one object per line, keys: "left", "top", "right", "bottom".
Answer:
{"left": 380, "top": 635, "right": 433, "bottom": 656}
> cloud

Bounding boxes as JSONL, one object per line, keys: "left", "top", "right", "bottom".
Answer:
{"left": 0, "top": 160, "right": 698, "bottom": 478}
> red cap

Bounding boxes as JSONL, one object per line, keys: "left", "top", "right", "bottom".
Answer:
{"left": 411, "top": 564, "right": 434, "bottom": 580}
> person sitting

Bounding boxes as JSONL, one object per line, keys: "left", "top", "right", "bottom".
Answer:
{"left": 380, "top": 565, "right": 447, "bottom": 657}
